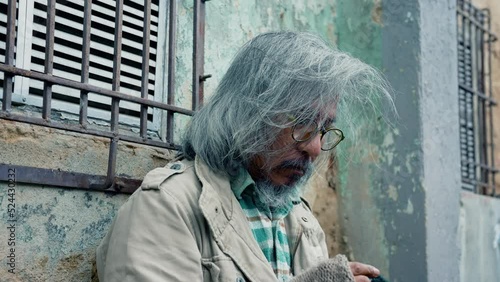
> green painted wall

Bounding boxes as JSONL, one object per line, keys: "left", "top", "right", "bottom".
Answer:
{"left": 334, "top": 0, "right": 391, "bottom": 277}
{"left": 203, "top": 0, "right": 337, "bottom": 98}
{"left": 335, "top": 1, "right": 463, "bottom": 281}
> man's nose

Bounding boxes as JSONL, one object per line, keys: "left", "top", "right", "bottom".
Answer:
{"left": 297, "top": 133, "right": 322, "bottom": 161}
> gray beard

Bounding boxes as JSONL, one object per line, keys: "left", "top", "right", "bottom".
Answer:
{"left": 253, "top": 164, "right": 313, "bottom": 211}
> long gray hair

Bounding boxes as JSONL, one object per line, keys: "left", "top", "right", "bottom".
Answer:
{"left": 182, "top": 31, "right": 394, "bottom": 176}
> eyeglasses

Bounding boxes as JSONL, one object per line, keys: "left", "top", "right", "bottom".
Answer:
{"left": 291, "top": 120, "right": 345, "bottom": 151}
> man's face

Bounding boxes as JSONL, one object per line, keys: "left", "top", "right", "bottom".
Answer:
{"left": 248, "top": 111, "right": 335, "bottom": 186}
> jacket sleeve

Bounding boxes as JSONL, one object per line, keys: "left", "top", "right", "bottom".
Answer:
{"left": 96, "top": 187, "right": 203, "bottom": 282}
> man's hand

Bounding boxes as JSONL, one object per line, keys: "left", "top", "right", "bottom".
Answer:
{"left": 349, "top": 262, "right": 380, "bottom": 282}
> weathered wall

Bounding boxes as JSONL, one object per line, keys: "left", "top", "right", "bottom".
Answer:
{"left": 335, "top": 0, "right": 461, "bottom": 281}
{"left": 333, "top": 0, "right": 388, "bottom": 273}
{"left": 419, "top": 2, "right": 461, "bottom": 281}
{"left": 0, "top": 1, "right": 343, "bottom": 281}
{"left": 0, "top": 121, "right": 171, "bottom": 281}
{"left": 305, "top": 158, "right": 344, "bottom": 257}
{"left": 459, "top": 192, "right": 500, "bottom": 281}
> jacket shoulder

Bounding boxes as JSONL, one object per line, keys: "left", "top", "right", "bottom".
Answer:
{"left": 139, "top": 159, "right": 203, "bottom": 207}
{"left": 293, "top": 197, "right": 323, "bottom": 232}
{"left": 140, "top": 159, "right": 191, "bottom": 190}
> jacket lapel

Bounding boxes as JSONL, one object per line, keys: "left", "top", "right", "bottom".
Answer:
{"left": 195, "top": 158, "right": 277, "bottom": 282}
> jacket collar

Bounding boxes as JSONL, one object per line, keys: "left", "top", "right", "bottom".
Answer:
{"left": 194, "top": 157, "right": 278, "bottom": 281}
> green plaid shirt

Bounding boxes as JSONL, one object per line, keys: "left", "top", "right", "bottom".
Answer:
{"left": 231, "top": 170, "right": 296, "bottom": 282}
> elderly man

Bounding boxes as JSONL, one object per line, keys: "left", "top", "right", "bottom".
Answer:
{"left": 96, "top": 31, "right": 391, "bottom": 282}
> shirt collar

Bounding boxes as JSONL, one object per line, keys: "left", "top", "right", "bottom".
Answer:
{"left": 230, "top": 168, "right": 255, "bottom": 199}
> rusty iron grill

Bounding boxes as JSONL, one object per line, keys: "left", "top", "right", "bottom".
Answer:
{"left": 0, "top": 0, "right": 208, "bottom": 193}
{"left": 457, "top": 0, "right": 498, "bottom": 196}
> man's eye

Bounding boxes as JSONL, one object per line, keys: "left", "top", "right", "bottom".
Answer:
{"left": 293, "top": 124, "right": 317, "bottom": 140}
{"left": 301, "top": 131, "right": 314, "bottom": 139}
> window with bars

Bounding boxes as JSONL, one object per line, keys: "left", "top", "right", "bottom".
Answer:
{"left": 457, "top": 0, "right": 498, "bottom": 197}
{"left": 0, "top": 0, "right": 208, "bottom": 192}
{"left": 3, "top": 0, "right": 164, "bottom": 128}
{"left": 23, "top": 0, "right": 165, "bottom": 130}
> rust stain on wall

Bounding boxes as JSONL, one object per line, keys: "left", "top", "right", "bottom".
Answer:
{"left": 371, "top": 0, "right": 382, "bottom": 26}
{"left": 57, "top": 254, "right": 84, "bottom": 271}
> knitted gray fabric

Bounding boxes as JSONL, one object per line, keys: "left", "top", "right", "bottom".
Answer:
{"left": 291, "top": 254, "right": 355, "bottom": 282}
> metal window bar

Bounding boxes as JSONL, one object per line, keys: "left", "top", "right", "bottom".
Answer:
{"left": 0, "top": 0, "right": 209, "bottom": 193}
{"left": 166, "top": 0, "right": 177, "bottom": 144}
{"left": 42, "top": 0, "right": 55, "bottom": 120}
{"left": 140, "top": 0, "right": 151, "bottom": 139}
{"left": 457, "top": 0, "right": 498, "bottom": 197}
{"left": 79, "top": 1, "right": 91, "bottom": 127}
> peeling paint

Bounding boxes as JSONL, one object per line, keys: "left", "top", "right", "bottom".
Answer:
{"left": 403, "top": 199, "right": 414, "bottom": 214}
{"left": 404, "top": 11, "right": 414, "bottom": 23}
{"left": 494, "top": 221, "right": 500, "bottom": 249}
{"left": 388, "top": 185, "right": 398, "bottom": 201}
{"left": 371, "top": 0, "right": 382, "bottom": 25}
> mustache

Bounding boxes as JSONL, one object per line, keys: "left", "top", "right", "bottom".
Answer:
{"left": 275, "top": 159, "right": 312, "bottom": 172}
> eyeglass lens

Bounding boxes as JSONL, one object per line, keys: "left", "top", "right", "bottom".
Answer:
{"left": 293, "top": 122, "right": 343, "bottom": 150}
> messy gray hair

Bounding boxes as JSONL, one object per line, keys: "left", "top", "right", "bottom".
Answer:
{"left": 181, "top": 31, "right": 394, "bottom": 176}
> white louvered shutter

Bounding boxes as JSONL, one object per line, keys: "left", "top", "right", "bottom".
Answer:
{"left": 0, "top": 1, "right": 10, "bottom": 94}
{"left": 10, "top": 0, "right": 163, "bottom": 130}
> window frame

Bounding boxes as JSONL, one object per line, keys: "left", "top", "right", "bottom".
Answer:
{"left": 457, "top": 0, "right": 499, "bottom": 197}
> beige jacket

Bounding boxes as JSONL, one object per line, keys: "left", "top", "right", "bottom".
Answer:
{"left": 96, "top": 157, "right": 332, "bottom": 282}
